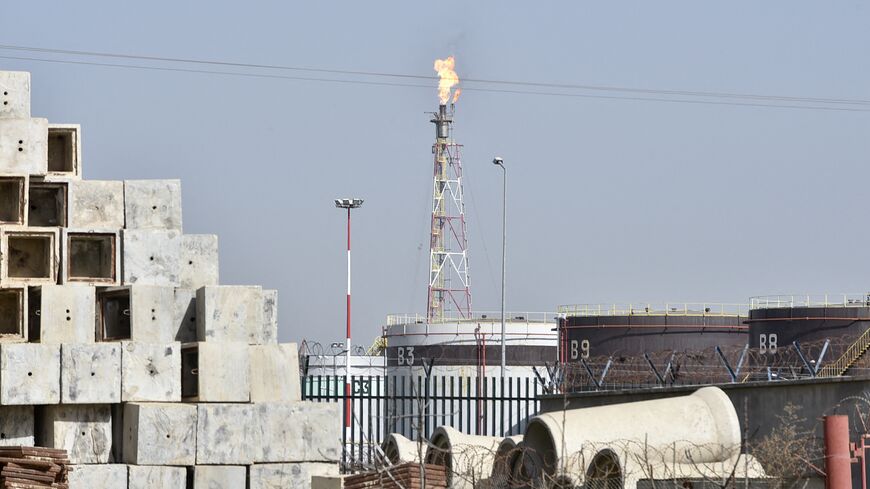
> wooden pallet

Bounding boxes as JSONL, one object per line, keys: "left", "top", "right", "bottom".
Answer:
{"left": 0, "top": 447, "right": 69, "bottom": 488}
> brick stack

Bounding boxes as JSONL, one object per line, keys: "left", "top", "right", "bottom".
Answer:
{"left": 0, "top": 70, "right": 339, "bottom": 488}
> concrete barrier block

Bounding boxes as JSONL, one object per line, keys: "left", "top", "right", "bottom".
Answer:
{"left": 46, "top": 124, "right": 81, "bottom": 179}
{"left": 262, "top": 289, "right": 278, "bottom": 344}
{"left": 68, "top": 464, "right": 127, "bottom": 488}
{"left": 0, "top": 406, "right": 33, "bottom": 446}
{"left": 61, "top": 343, "right": 121, "bottom": 404}
{"left": 28, "top": 180, "right": 67, "bottom": 227}
{"left": 0, "top": 72, "right": 31, "bottom": 119}
{"left": 0, "top": 175, "right": 26, "bottom": 226}
{"left": 0, "top": 118, "right": 47, "bottom": 175}
{"left": 196, "top": 403, "right": 254, "bottom": 464}
{"left": 180, "top": 234, "right": 218, "bottom": 289}
{"left": 122, "top": 229, "right": 181, "bottom": 286}
{"left": 68, "top": 180, "right": 125, "bottom": 229}
{"left": 190, "top": 465, "right": 247, "bottom": 489}
{"left": 123, "top": 402, "right": 196, "bottom": 465}
{"left": 61, "top": 229, "right": 119, "bottom": 285}
{"left": 121, "top": 341, "right": 181, "bottom": 402}
{"left": 97, "top": 285, "right": 176, "bottom": 342}
{"left": 174, "top": 288, "right": 197, "bottom": 342}
{"left": 249, "top": 463, "right": 339, "bottom": 489}
{"left": 0, "top": 226, "right": 59, "bottom": 285}
{"left": 124, "top": 179, "right": 182, "bottom": 230}
{"left": 31, "top": 285, "right": 95, "bottom": 343}
{"left": 250, "top": 343, "right": 300, "bottom": 402}
{"left": 128, "top": 465, "right": 186, "bottom": 489}
{"left": 252, "top": 402, "right": 341, "bottom": 463}
{"left": 182, "top": 342, "right": 250, "bottom": 402}
{"left": 196, "top": 285, "right": 264, "bottom": 343}
{"left": 39, "top": 404, "right": 112, "bottom": 464}
{"left": 0, "top": 343, "right": 59, "bottom": 404}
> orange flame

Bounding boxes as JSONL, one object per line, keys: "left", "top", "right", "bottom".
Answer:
{"left": 434, "top": 56, "right": 460, "bottom": 105}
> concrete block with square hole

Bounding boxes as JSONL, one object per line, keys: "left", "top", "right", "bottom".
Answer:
{"left": 251, "top": 402, "right": 341, "bottom": 463}
{"left": 0, "top": 72, "right": 31, "bottom": 119}
{"left": 0, "top": 118, "right": 47, "bottom": 174}
{"left": 174, "top": 288, "right": 197, "bottom": 342}
{"left": 128, "top": 465, "right": 186, "bottom": 489}
{"left": 190, "top": 465, "right": 247, "bottom": 489}
{"left": 249, "top": 463, "right": 339, "bottom": 489}
{"left": 38, "top": 405, "right": 112, "bottom": 464}
{"left": 98, "top": 286, "right": 176, "bottom": 343}
{"left": 0, "top": 287, "right": 27, "bottom": 342}
{"left": 182, "top": 342, "right": 250, "bottom": 402}
{"left": 250, "top": 343, "right": 300, "bottom": 403}
{"left": 0, "top": 406, "right": 34, "bottom": 446}
{"left": 122, "top": 229, "right": 181, "bottom": 286}
{"left": 46, "top": 124, "right": 81, "bottom": 179}
{"left": 68, "top": 180, "right": 124, "bottom": 229}
{"left": 195, "top": 403, "right": 255, "bottom": 464}
{"left": 67, "top": 464, "right": 127, "bottom": 488}
{"left": 61, "top": 343, "right": 121, "bottom": 404}
{"left": 180, "top": 234, "right": 218, "bottom": 289}
{"left": 27, "top": 285, "right": 94, "bottom": 344}
{"left": 123, "top": 402, "right": 196, "bottom": 465}
{"left": 0, "top": 343, "right": 59, "bottom": 404}
{"left": 124, "top": 179, "right": 182, "bottom": 230}
{"left": 0, "top": 175, "right": 27, "bottom": 226}
{"left": 28, "top": 180, "right": 67, "bottom": 227}
{"left": 121, "top": 341, "right": 181, "bottom": 402}
{"left": 61, "top": 229, "right": 119, "bottom": 285}
{"left": 196, "top": 285, "right": 264, "bottom": 343}
{"left": 0, "top": 226, "right": 58, "bottom": 285}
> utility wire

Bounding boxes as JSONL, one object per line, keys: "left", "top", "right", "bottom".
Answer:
{"left": 1, "top": 53, "right": 869, "bottom": 113}
{"left": 1, "top": 43, "right": 867, "bottom": 106}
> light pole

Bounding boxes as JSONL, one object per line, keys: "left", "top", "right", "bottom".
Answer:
{"left": 334, "top": 197, "right": 363, "bottom": 428}
{"left": 493, "top": 157, "right": 506, "bottom": 378}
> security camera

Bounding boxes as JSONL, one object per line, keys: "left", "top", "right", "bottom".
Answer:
{"left": 492, "top": 157, "right": 504, "bottom": 165}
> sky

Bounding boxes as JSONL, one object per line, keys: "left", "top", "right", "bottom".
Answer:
{"left": 3, "top": 2, "right": 870, "bottom": 347}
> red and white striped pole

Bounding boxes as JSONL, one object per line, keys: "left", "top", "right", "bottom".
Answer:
{"left": 335, "top": 198, "right": 363, "bottom": 429}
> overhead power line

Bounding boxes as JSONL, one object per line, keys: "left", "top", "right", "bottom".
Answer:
{"left": 0, "top": 44, "right": 868, "bottom": 113}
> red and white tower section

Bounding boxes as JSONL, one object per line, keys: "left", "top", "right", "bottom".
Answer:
{"left": 427, "top": 103, "right": 472, "bottom": 321}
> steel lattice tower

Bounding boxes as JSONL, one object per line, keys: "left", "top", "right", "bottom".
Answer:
{"left": 427, "top": 104, "right": 472, "bottom": 321}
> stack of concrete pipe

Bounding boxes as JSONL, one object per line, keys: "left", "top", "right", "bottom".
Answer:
{"left": 0, "top": 70, "right": 339, "bottom": 489}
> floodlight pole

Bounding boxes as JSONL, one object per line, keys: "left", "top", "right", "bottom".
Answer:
{"left": 335, "top": 198, "right": 363, "bottom": 428}
{"left": 493, "top": 158, "right": 507, "bottom": 378}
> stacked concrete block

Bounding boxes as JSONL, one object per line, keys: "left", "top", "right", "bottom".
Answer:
{"left": 120, "top": 341, "right": 181, "bottom": 402}
{"left": 123, "top": 403, "right": 196, "bottom": 465}
{"left": 61, "top": 343, "right": 121, "bottom": 404}
{"left": 39, "top": 404, "right": 112, "bottom": 464}
{"left": 0, "top": 343, "right": 60, "bottom": 404}
{"left": 67, "top": 464, "right": 127, "bottom": 487}
{"left": 0, "top": 69, "right": 338, "bottom": 488}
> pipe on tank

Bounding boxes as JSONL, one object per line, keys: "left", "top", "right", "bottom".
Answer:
{"left": 517, "top": 387, "right": 744, "bottom": 487}
{"left": 425, "top": 426, "right": 502, "bottom": 489}
{"left": 380, "top": 433, "right": 421, "bottom": 465}
{"left": 824, "top": 415, "right": 851, "bottom": 489}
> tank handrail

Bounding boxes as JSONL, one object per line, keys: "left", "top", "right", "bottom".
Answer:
{"left": 385, "top": 311, "right": 555, "bottom": 326}
{"left": 558, "top": 302, "right": 748, "bottom": 318}
{"left": 750, "top": 293, "right": 870, "bottom": 310}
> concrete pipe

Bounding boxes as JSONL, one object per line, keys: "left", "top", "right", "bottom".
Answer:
{"left": 380, "top": 433, "right": 421, "bottom": 465}
{"left": 517, "top": 386, "right": 743, "bottom": 488}
{"left": 491, "top": 435, "right": 524, "bottom": 489}
{"left": 425, "top": 426, "right": 502, "bottom": 489}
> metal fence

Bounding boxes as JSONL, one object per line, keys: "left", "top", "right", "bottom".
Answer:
{"left": 301, "top": 374, "right": 543, "bottom": 471}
